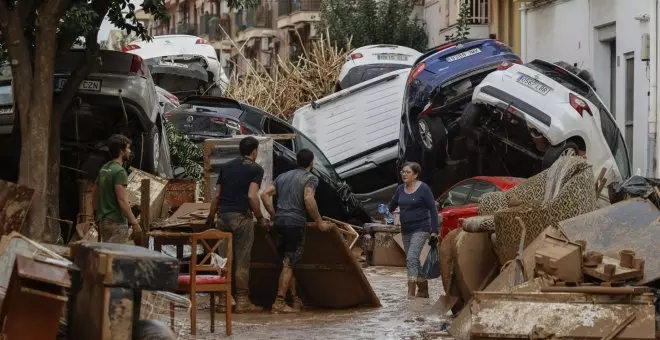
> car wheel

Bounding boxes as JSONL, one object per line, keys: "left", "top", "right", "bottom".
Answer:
{"left": 417, "top": 116, "right": 446, "bottom": 153}
{"left": 459, "top": 103, "right": 488, "bottom": 138}
{"left": 541, "top": 140, "right": 580, "bottom": 169}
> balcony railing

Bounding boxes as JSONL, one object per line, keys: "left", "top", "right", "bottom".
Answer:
{"left": 466, "top": 0, "right": 489, "bottom": 25}
{"left": 200, "top": 14, "right": 232, "bottom": 40}
{"left": 278, "top": 0, "right": 321, "bottom": 17}
{"left": 246, "top": 5, "right": 273, "bottom": 28}
{"left": 176, "top": 22, "right": 198, "bottom": 35}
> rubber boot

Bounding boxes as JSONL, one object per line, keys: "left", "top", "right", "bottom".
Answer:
{"left": 235, "top": 293, "right": 263, "bottom": 313}
{"left": 407, "top": 280, "right": 417, "bottom": 298}
{"left": 416, "top": 280, "right": 429, "bottom": 298}
{"left": 271, "top": 266, "right": 297, "bottom": 313}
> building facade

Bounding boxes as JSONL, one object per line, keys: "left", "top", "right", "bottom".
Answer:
{"left": 520, "top": 0, "right": 650, "bottom": 175}
{"left": 423, "top": 0, "right": 491, "bottom": 48}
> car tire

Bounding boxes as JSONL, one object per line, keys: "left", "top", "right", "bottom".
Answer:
{"left": 459, "top": 103, "right": 488, "bottom": 138}
{"left": 541, "top": 140, "right": 580, "bottom": 169}
{"left": 417, "top": 116, "right": 446, "bottom": 153}
{"left": 134, "top": 123, "right": 160, "bottom": 175}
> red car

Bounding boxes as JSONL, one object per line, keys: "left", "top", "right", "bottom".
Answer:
{"left": 437, "top": 176, "right": 525, "bottom": 239}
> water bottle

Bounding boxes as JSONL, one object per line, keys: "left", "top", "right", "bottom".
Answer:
{"left": 378, "top": 204, "right": 395, "bottom": 225}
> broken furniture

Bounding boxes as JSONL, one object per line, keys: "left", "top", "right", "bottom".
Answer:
{"left": 362, "top": 223, "right": 405, "bottom": 267}
{"left": 67, "top": 242, "right": 179, "bottom": 340}
{"left": 249, "top": 220, "right": 381, "bottom": 309}
{"left": 151, "top": 229, "right": 233, "bottom": 336}
{"left": 469, "top": 291, "right": 656, "bottom": 339}
{"left": 440, "top": 155, "right": 597, "bottom": 313}
{"left": 0, "top": 255, "right": 72, "bottom": 339}
{"left": 534, "top": 234, "right": 583, "bottom": 283}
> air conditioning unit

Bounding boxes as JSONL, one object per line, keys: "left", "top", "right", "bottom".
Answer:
{"left": 261, "top": 37, "right": 270, "bottom": 52}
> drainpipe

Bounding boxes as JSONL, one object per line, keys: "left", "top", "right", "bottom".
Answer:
{"left": 519, "top": 2, "right": 528, "bottom": 61}
{"left": 652, "top": 0, "right": 659, "bottom": 177}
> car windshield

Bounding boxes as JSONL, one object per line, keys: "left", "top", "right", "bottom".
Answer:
{"left": 168, "top": 111, "right": 241, "bottom": 138}
{"left": 526, "top": 62, "right": 590, "bottom": 97}
{"left": 339, "top": 64, "right": 410, "bottom": 91}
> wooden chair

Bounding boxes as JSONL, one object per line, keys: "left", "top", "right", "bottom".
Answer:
{"left": 169, "top": 229, "right": 232, "bottom": 336}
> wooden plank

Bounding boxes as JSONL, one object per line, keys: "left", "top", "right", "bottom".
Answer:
{"left": 139, "top": 179, "right": 151, "bottom": 247}
{"left": 15, "top": 255, "right": 71, "bottom": 288}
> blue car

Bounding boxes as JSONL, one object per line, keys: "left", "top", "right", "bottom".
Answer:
{"left": 398, "top": 39, "right": 521, "bottom": 190}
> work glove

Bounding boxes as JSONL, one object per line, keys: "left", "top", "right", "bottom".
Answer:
{"left": 428, "top": 233, "right": 438, "bottom": 246}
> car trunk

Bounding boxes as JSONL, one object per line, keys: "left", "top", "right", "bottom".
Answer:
{"left": 147, "top": 57, "right": 210, "bottom": 101}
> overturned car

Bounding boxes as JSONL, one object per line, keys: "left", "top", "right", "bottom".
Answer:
{"left": 460, "top": 59, "right": 631, "bottom": 192}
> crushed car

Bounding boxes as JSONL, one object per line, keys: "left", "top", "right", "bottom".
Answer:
{"left": 461, "top": 59, "right": 631, "bottom": 190}
{"left": 123, "top": 35, "right": 229, "bottom": 99}
{"left": 397, "top": 39, "right": 521, "bottom": 193}
{"left": 166, "top": 96, "right": 372, "bottom": 225}
{"left": 292, "top": 68, "right": 410, "bottom": 218}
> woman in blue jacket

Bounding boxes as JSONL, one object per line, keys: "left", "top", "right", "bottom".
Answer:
{"left": 388, "top": 162, "right": 439, "bottom": 298}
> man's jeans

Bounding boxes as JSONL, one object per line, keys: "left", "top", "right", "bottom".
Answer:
{"left": 218, "top": 212, "right": 254, "bottom": 297}
{"left": 402, "top": 230, "right": 430, "bottom": 281}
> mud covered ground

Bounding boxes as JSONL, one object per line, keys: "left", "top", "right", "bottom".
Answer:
{"left": 167, "top": 267, "right": 451, "bottom": 339}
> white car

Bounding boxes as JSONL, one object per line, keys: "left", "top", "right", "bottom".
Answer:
{"left": 336, "top": 44, "right": 421, "bottom": 91}
{"left": 461, "top": 59, "right": 631, "bottom": 190}
{"left": 123, "top": 35, "right": 229, "bottom": 93}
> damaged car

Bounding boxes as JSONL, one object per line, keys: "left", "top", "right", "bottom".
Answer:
{"left": 123, "top": 35, "right": 229, "bottom": 99}
{"left": 461, "top": 59, "right": 631, "bottom": 189}
{"left": 398, "top": 39, "right": 521, "bottom": 193}
{"left": 166, "top": 96, "right": 372, "bottom": 225}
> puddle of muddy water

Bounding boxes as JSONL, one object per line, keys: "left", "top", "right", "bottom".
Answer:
{"left": 166, "top": 267, "right": 452, "bottom": 339}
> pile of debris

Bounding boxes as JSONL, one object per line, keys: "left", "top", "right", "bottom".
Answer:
{"left": 436, "top": 158, "right": 660, "bottom": 339}
{"left": 225, "top": 32, "right": 350, "bottom": 119}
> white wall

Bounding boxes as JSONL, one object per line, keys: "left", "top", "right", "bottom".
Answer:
{"left": 522, "top": 0, "right": 651, "bottom": 174}
{"left": 424, "top": 0, "right": 490, "bottom": 48}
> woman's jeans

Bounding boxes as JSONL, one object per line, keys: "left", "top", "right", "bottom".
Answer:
{"left": 402, "top": 230, "right": 430, "bottom": 281}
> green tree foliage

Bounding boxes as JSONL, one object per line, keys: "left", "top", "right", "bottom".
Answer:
{"left": 445, "top": 0, "right": 471, "bottom": 43}
{"left": 319, "top": 0, "right": 429, "bottom": 52}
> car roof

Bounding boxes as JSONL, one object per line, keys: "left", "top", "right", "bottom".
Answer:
{"left": 471, "top": 176, "right": 526, "bottom": 189}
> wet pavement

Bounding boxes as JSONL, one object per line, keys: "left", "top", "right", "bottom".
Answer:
{"left": 167, "top": 266, "right": 451, "bottom": 339}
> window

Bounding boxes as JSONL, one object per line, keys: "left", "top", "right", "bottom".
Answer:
{"left": 526, "top": 61, "right": 591, "bottom": 97}
{"left": 624, "top": 54, "right": 634, "bottom": 159}
{"left": 168, "top": 112, "right": 241, "bottom": 138}
{"left": 263, "top": 117, "right": 294, "bottom": 150}
{"left": 439, "top": 182, "right": 473, "bottom": 209}
{"left": 0, "top": 83, "right": 12, "bottom": 106}
{"left": 338, "top": 64, "right": 410, "bottom": 91}
{"left": 466, "top": 181, "right": 498, "bottom": 204}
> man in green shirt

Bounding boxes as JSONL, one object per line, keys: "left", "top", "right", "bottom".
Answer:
{"left": 93, "top": 134, "right": 140, "bottom": 244}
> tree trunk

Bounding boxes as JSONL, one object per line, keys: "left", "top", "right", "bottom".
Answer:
{"left": 19, "top": 4, "right": 63, "bottom": 242}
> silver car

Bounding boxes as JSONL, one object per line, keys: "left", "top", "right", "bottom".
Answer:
{"left": 52, "top": 49, "right": 172, "bottom": 178}
{"left": 0, "top": 65, "right": 13, "bottom": 135}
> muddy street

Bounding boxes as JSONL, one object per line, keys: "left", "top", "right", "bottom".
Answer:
{"left": 171, "top": 267, "right": 449, "bottom": 339}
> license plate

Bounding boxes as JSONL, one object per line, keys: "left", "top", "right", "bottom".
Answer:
{"left": 446, "top": 48, "right": 482, "bottom": 62}
{"left": 0, "top": 107, "right": 11, "bottom": 115}
{"left": 54, "top": 78, "right": 102, "bottom": 92}
{"left": 376, "top": 54, "right": 409, "bottom": 61}
{"left": 516, "top": 74, "right": 552, "bottom": 95}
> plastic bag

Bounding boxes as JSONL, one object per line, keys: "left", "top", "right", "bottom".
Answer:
{"left": 608, "top": 176, "right": 660, "bottom": 208}
{"left": 422, "top": 243, "right": 441, "bottom": 280}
